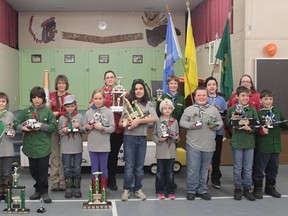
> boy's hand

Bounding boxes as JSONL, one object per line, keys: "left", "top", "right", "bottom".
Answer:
{"left": 129, "top": 118, "right": 140, "bottom": 129}
{"left": 239, "top": 124, "right": 252, "bottom": 132}
{"left": 261, "top": 126, "right": 269, "bottom": 135}
{"left": 171, "top": 133, "right": 179, "bottom": 140}
{"left": 34, "top": 123, "right": 42, "bottom": 131}
{"left": 159, "top": 137, "right": 167, "bottom": 142}
{"left": 94, "top": 123, "right": 102, "bottom": 130}
{"left": 85, "top": 123, "right": 94, "bottom": 131}
{"left": 62, "top": 127, "right": 69, "bottom": 134}
{"left": 22, "top": 125, "right": 31, "bottom": 132}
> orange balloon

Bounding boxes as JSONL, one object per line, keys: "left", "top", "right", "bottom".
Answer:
{"left": 264, "top": 43, "right": 277, "bottom": 57}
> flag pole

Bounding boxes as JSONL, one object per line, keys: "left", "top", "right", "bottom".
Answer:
{"left": 185, "top": 0, "right": 194, "bottom": 103}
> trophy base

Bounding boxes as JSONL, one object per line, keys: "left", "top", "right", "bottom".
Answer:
{"left": 110, "top": 106, "right": 123, "bottom": 112}
{"left": 82, "top": 201, "right": 112, "bottom": 209}
{"left": 3, "top": 208, "right": 30, "bottom": 214}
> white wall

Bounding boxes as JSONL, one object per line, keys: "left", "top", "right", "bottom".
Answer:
{"left": 0, "top": 43, "right": 19, "bottom": 111}
{"left": 19, "top": 12, "right": 186, "bottom": 49}
{"left": 245, "top": 0, "right": 288, "bottom": 84}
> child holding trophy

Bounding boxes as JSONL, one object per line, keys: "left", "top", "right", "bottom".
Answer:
{"left": 58, "top": 95, "right": 85, "bottom": 199}
{"left": 153, "top": 99, "right": 179, "bottom": 200}
{"left": 180, "top": 86, "right": 223, "bottom": 201}
{"left": 0, "top": 92, "right": 16, "bottom": 201}
{"left": 14, "top": 86, "right": 57, "bottom": 203}
{"left": 226, "top": 86, "right": 259, "bottom": 201}
{"left": 120, "top": 79, "right": 157, "bottom": 201}
{"left": 84, "top": 89, "right": 115, "bottom": 197}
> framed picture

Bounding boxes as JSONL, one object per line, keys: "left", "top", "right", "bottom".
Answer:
{"left": 132, "top": 55, "right": 143, "bottom": 64}
{"left": 99, "top": 55, "right": 109, "bottom": 63}
{"left": 64, "top": 54, "right": 75, "bottom": 63}
{"left": 31, "top": 54, "right": 42, "bottom": 63}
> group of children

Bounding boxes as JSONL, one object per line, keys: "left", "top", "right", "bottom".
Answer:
{"left": 0, "top": 73, "right": 286, "bottom": 203}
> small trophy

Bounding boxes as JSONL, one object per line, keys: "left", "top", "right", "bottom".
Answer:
{"left": 206, "top": 116, "right": 219, "bottom": 128}
{"left": 67, "top": 119, "right": 79, "bottom": 132}
{"left": 234, "top": 104, "right": 244, "bottom": 117}
{"left": 22, "top": 119, "right": 41, "bottom": 130}
{"left": 160, "top": 123, "right": 169, "bottom": 138}
{"left": 263, "top": 115, "right": 274, "bottom": 128}
{"left": 156, "top": 88, "right": 163, "bottom": 99}
{"left": 192, "top": 113, "right": 203, "bottom": 127}
{"left": 110, "top": 77, "right": 126, "bottom": 112}
{"left": 82, "top": 172, "right": 112, "bottom": 209}
{"left": 3, "top": 163, "right": 30, "bottom": 214}
{"left": 5, "top": 123, "right": 15, "bottom": 137}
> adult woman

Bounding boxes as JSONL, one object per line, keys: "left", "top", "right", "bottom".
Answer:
{"left": 88, "top": 70, "right": 124, "bottom": 191}
{"left": 227, "top": 74, "right": 261, "bottom": 111}
{"left": 49, "top": 75, "right": 71, "bottom": 191}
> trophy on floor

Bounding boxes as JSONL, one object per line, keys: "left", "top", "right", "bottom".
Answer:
{"left": 83, "top": 172, "right": 112, "bottom": 209}
{"left": 110, "top": 76, "right": 126, "bottom": 112}
{"left": 3, "top": 163, "right": 30, "bottom": 214}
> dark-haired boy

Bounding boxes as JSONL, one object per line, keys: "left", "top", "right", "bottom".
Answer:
{"left": 226, "top": 86, "right": 259, "bottom": 201}
{"left": 253, "top": 89, "right": 287, "bottom": 199}
{"left": 14, "top": 86, "right": 57, "bottom": 203}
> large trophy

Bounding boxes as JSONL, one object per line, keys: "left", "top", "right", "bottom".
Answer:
{"left": 3, "top": 163, "right": 30, "bottom": 214}
{"left": 83, "top": 172, "right": 112, "bottom": 209}
{"left": 110, "top": 77, "right": 126, "bottom": 112}
{"left": 122, "top": 97, "right": 150, "bottom": 129}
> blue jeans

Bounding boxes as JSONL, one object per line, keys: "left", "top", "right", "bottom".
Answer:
{"left": 155, "top": 159, "right": 175, "bottom": 195}
{"left": 123, "top": 135, "right": 147, "bottom": 192}
{"left": 186, "top": 144, "right": 213, "bottom": 194}
{"left": 232, "top": 148, "right": 254, "bottom": 188}
{"left": 252, "top": 151, "right": 279, "bottom": 187}
{"left": 62, "top": 153, "right": 82, "bottom": 179}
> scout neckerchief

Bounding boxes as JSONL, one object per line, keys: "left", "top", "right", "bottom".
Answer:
{"left": 193, "top": 102, "right": 209, "bottom": 120}
{"left": 0, "top": 110, "right": 7, "bottom": 145}
{"left": 161, "top": 117, "right": 176, "bottom": 148}
{"left": 208, "top": 94, "right": 217, "bottom": 106}
{"left": 167, "top": 91, "right": 178, "bottom": 107}
{"left": 63, "top": 110, "right": 79, "bottom": 139}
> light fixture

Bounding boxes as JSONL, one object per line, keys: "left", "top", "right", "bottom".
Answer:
{"left": 98, "top": 21, "right": 107, "bottom": 30}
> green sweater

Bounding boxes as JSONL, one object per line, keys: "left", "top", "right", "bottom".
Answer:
{"left": 226, "top": 105, "right": 259, "bottom": 149}
{"left": 156, "top": 93, "right": 185, "bottom": 123}
{"left": 14, "top": 105, "right": 57, "bottom": 159}
{"left": 255, "top": 107, "right": 287, "bottom": 153}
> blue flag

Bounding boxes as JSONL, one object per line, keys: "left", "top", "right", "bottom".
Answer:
{"left": 163, "top": 14, "right": 183, "bottom": 93}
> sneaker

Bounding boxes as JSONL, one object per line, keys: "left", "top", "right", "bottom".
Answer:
{"left": 42, "top": 193, "right": 52, "bottom": 203}
{"left": 134, "top": 189, "right": 147, "bottom": 201}
{"left": 169, "top": 194, "right": 175, "bottom": 200}
{"left": 51, "top": 183, "right": 59, "bottom": 191}
{"left": 243, "top": 188, "right": 256, "bottom": 201}
{"left": 29, "top": 192, "right": 41, "bottom": 200}
{"left": 197, "top": 193, "right": 211, "bottom": 200}
{"left": 157, "top": 193, "right": 165, "bottom": 200}
{"left": 234, "top": 188, "right": 242, "bottom": 200}
{"left": 211, "top": 180, "right": 221, "bottom": 189}
{"left": 186, "top": 193, "right": 195, "bottom": 201}
{"left": 121, "top": 189, "right": 130, "bottom": 201}
{"left": 265, "top": 186, "right": 281, "bottom": 198}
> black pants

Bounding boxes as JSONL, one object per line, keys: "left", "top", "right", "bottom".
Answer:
{"left": 252, "top": 151, "right": 279, "bottom": 187}
{"left": 107, "top": 132, "right": 123, "bottom": 185}
{"left": 211, "top": 135, "right": 223, "bottom": 181}
{"left": 28, "top": 155, "right": 50, "bottom": 195}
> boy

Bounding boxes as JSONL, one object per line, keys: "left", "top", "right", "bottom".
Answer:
{"left": 226, "top": 86, "right": 259, "bottom": 201}
{"left": 180, "top": 86, "right": 223, "bottom": 201}
{"left": 253, "top": 89, "right": 287, "bottom": 199}
{"left": 14, "top": 86, "right": 57, "bottom": 203}
{"left": 58, "top": 95, "right": 85, "bottom": 198}
{"left": 153, "top": 99, "right": 180, "bottom": 200}
{"left": 156, "top": 75, "right": 185, "bottom": 123}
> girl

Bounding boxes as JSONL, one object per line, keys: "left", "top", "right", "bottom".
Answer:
{"left": 120, "top": 79, "right": 157, "bottom": 201}
{"left": 14, "top": 86, "right": 57, "bottom": 203}
{"left": 84, "top": 89, "right": 115, "bottom": 194}
{"left": 205, "top": 77, "right": 227, "bottom": 189}
{"left": 153, "top": 99, "right": 179, "bottom": 200}
{"left": 0, "top": 92, "right": 15, "bottom": 201}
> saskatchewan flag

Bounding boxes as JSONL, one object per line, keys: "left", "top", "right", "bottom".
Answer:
{"left": 215, "top": 15, "right": 233, "bottom": 101}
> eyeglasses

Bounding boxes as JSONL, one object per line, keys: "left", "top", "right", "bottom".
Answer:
{"left": 57, "top": 82, "right": 66, "bottom": 85}
{"left": 241, "top": 80, "right": 251, "bottom": 83}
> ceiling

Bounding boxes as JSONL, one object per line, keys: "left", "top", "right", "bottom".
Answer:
{"left": 6, "top": 0, "right": 203, "bottom": 13}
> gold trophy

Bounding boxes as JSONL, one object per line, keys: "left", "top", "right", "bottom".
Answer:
{"left": 110, "top": 77, "right": 126, "bottom": 112}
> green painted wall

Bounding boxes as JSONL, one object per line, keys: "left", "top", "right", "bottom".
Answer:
{"left": 19, "top": 48, "right": 184, "bottom": 109}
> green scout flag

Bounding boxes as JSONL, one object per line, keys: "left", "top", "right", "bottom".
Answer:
{"left": 216, "top": 14, "right": 233, "bottom": 101}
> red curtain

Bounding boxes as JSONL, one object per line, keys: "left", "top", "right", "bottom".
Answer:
{"left": 0, "top": 0, "right": 18, "bottom": 48}
{"left": 191, "top": 0, "right": 233, "bottom": 46}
